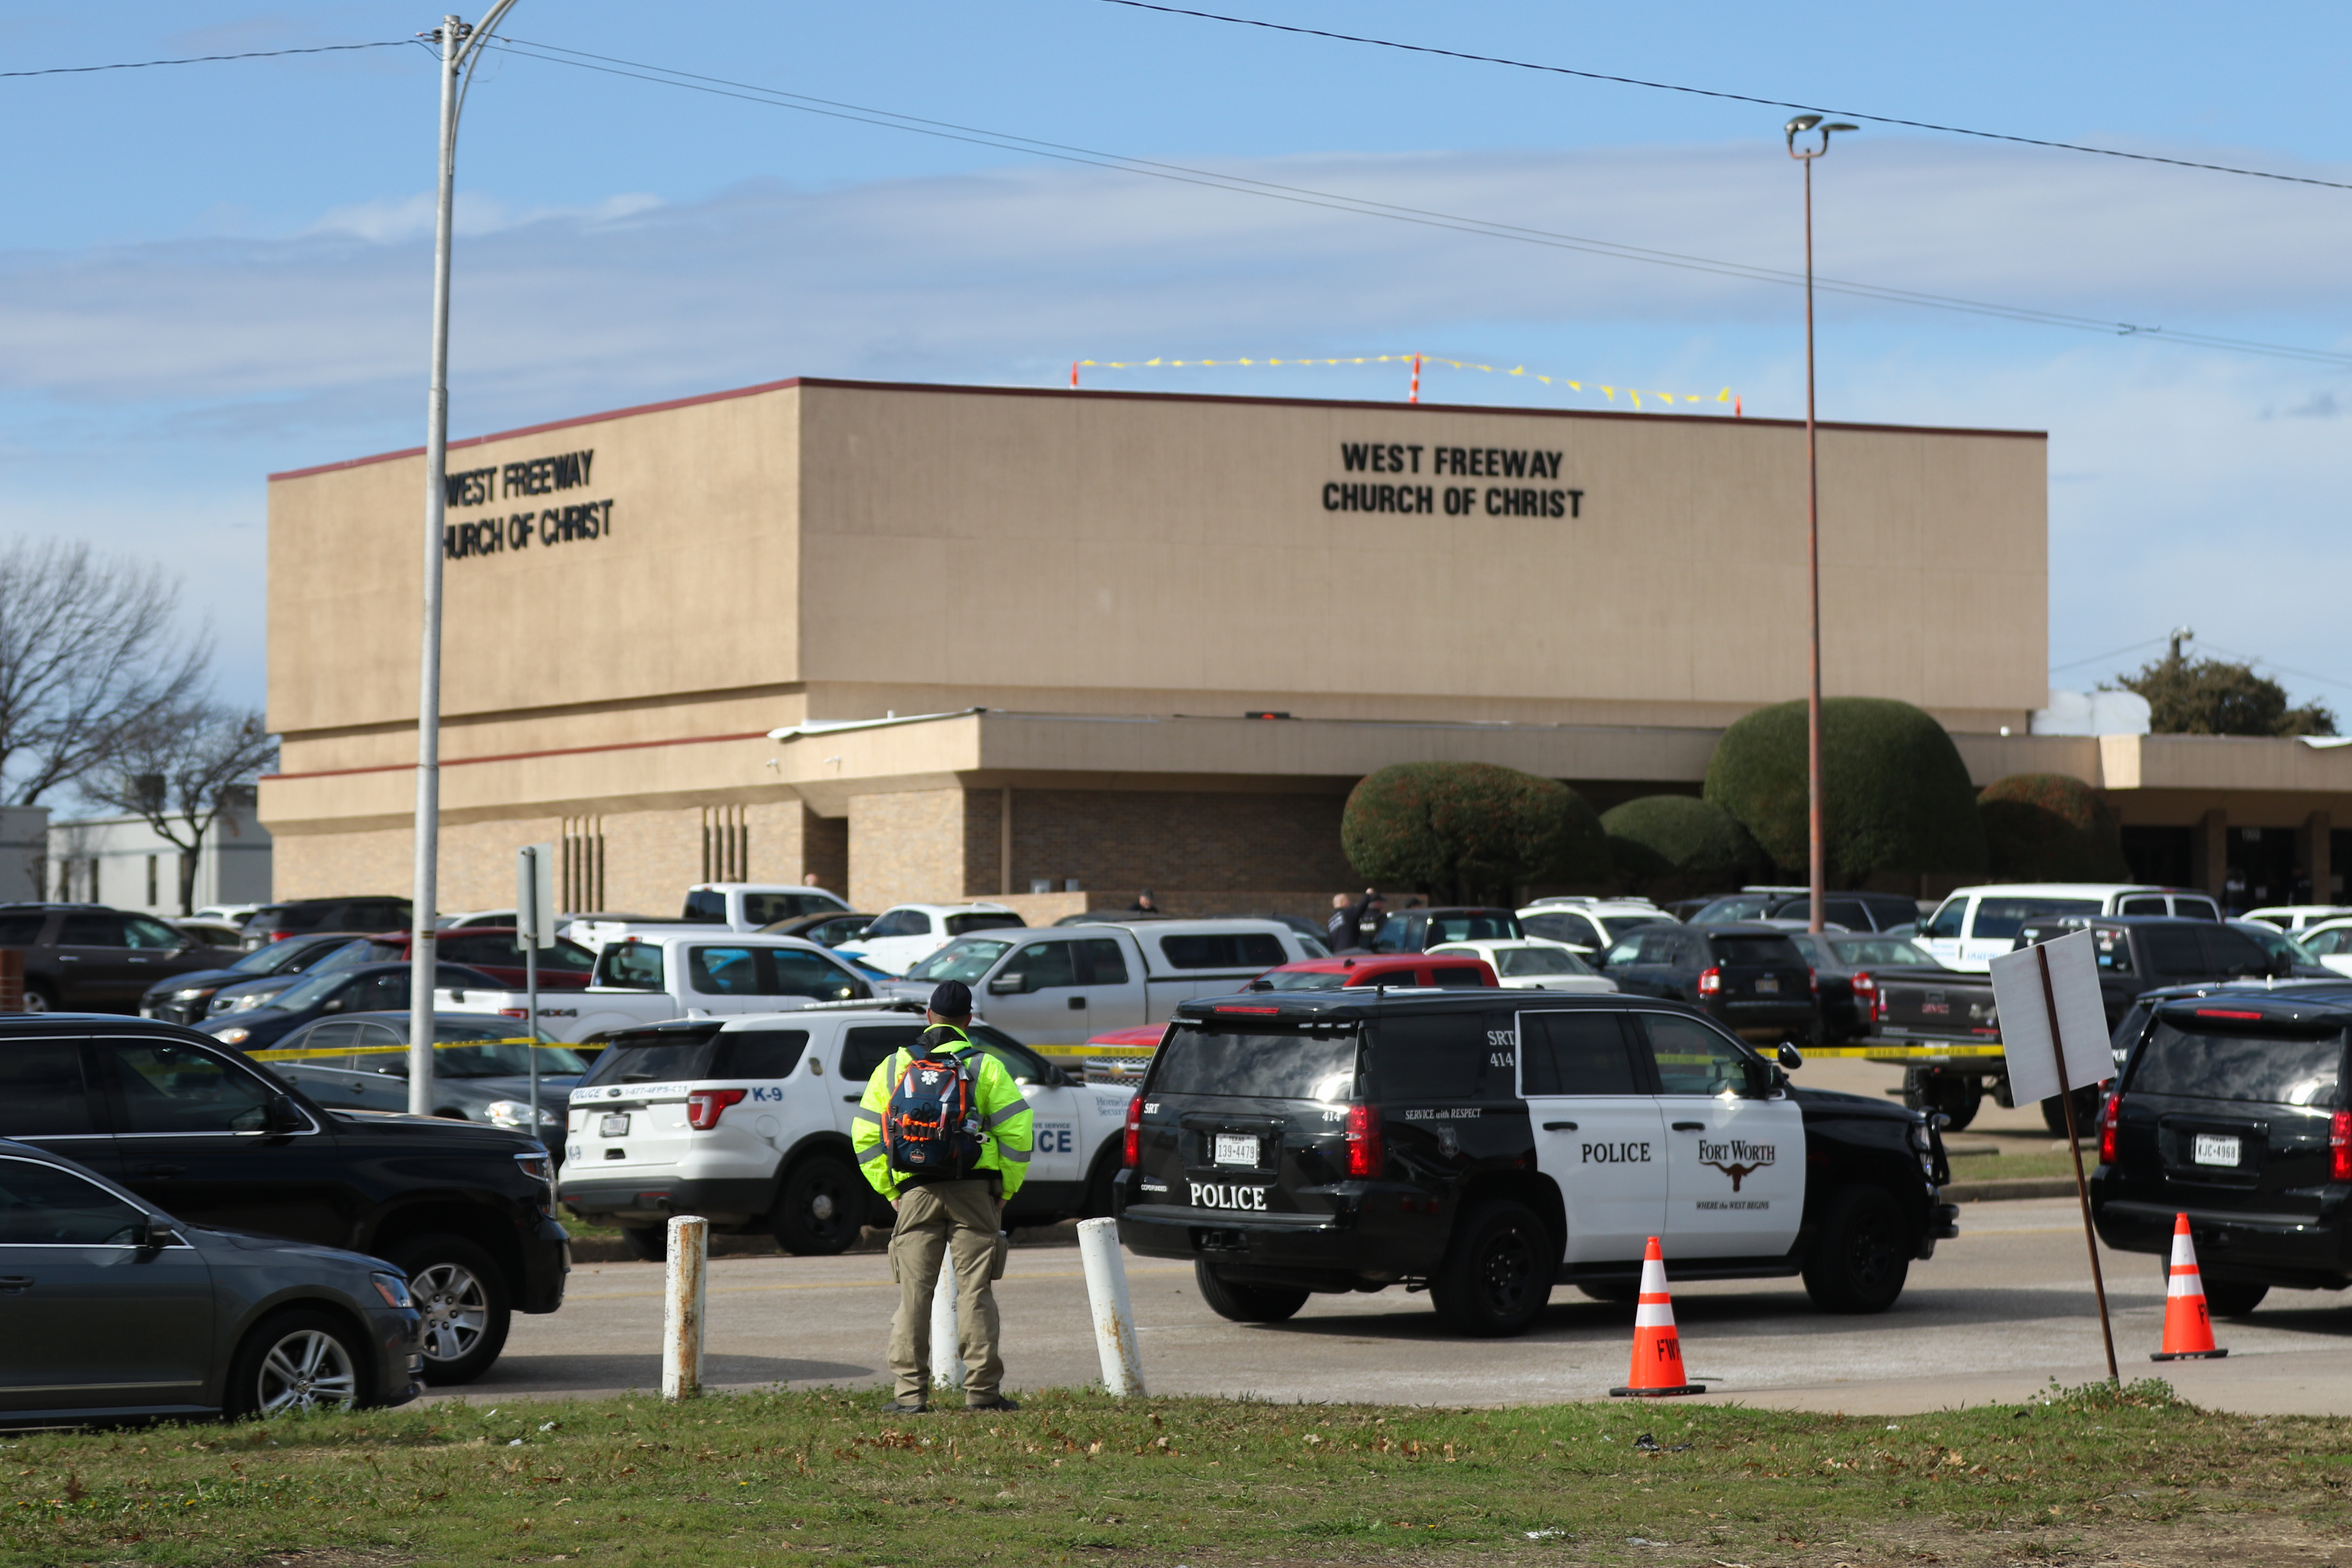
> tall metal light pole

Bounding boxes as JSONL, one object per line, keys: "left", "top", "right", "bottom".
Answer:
{"left": 1785, "top": 114, "right": 1857, "bottom": 935}
{"left": 411, "top": 4, "right": 521, "bottom": 1114}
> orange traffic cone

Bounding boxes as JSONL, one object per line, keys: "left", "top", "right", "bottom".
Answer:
{"left": 1609, "top": 1237, "right": 1707, "bottom": 1397}
{"left": 2152, "top": 1212, "right": 2228, "bottom": 1361}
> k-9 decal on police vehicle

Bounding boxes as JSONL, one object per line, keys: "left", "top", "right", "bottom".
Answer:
{"left": 1699, "top": 1138, "right": 1777, "bottom": 1193}
{"left": 1190, "top": 1181, "right": 1269, "bottom": 1210}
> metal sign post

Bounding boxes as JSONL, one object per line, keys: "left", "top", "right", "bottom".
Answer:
{"left": 1988, "top": 929, "right": 2119, "bottom": 1383}
{"left": 516, "top": 842, "right": 556, "bottom": 1136}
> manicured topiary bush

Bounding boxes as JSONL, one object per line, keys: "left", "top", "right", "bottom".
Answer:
{"left": 1342, "top": 762, "right": 1610, "bottom": 904}
{"left": 1704, "top": 697, "right": 1986, "bottom": 884}
{"left": 1978, "top": 772, "right": 2128, "bottom": 882}
{"left": 1600, "top": 795, "right": 1762, "bottom": 900}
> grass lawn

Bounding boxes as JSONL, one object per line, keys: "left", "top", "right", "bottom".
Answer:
{"left": 4, "top": 1378, "right": 2347, "bottom": 1567}
{"left": 1949, "top": 1149, "right": 2093, "bottom": 1183}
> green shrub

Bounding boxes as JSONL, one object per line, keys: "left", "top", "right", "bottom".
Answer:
{"left": 1979, "top": 772, "right": 2127, "bottom": 881}
{"left": 1600, "top": 795, "right": 1761, "bottom": 900}
{"left": 1342, "top": 762, "right": 1609, "bottom": 904}
{"left": 1704, "top": 697, "right": 1986, "bottom": 883}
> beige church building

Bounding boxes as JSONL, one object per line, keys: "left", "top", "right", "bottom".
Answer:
{"left": 260, "top": 377, "right": 2352, "bottom": 918}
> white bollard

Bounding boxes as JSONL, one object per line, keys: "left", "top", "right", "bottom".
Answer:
{"left": 662, "top": 1215, "right": 707, "bottom": 1401}
{"left": 1076, "top": 1216, "right": 1146, "bottom": 1397}
{"left": 929, "top": 1265, "right": 964, "bottom": 1391}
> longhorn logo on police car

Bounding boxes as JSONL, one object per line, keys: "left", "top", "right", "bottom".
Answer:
{"left": 1699, "top": 1137, "right": 1777, "bottom": 1192}
{"left": 1190, "top": 1181, "right": 1269, "bottom": 1211}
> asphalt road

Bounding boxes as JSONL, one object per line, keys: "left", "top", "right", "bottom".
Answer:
{"left": 438, "top": 1058, "right": 2352, "bottom": 1416}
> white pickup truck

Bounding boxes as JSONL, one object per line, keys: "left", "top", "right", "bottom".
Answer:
{"left": 564, "top": 883, "right": 855, "bottom": 954}
{"left": 873, "top": 918, "right": 1323, "bottom": 1057}
{"left": 437, "top": 931, "right": 872, "bottom": 1043}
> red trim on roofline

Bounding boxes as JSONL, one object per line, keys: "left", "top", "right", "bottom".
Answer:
{"left": 263, "top": 728, "right": 773, "bottom": 782}
{"left": 267, "top": 376, "right": 2047, "bottom": 481}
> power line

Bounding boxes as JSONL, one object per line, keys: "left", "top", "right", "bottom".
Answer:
{"left": 0, "top": 40, "right": 410, "bottom": 82}
{"left": 2049, "top": 637, "right": 2167, "bottom": 674}
{"left": 491, "top": 35, "right": 2352, "bottom": 371}
{"left": 1097, "top": 0, "right": 2352, "bottom": 195}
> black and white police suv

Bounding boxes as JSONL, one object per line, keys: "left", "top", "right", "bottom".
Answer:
{"left": 1114, "top": 989, "right": 1957, "bottom": 1336}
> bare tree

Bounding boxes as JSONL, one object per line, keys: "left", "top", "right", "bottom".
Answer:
{"left": 0, "top": 539, "right": 210, "bottom": 804}
{"left": 83, "top": 705, "right": 277, "bottom": 915}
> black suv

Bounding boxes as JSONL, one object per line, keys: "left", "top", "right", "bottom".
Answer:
{"left": 0, "top": 1015, "right": 568, "bottom": 1383}
{"left": 245, "top": 897, "right": 413, "bottom": 949}
{"left": 0, "top": 904, "right": 238, "bottom": 1014}
{"left": 2093, "top": 988, "right": 2352, "bottom": 1315}
{"left": 1602, "top": 922, "right": 1817, "bottom": 1043}
{"left": 1116, "top": 989, "right": 1952, "bottom": 1337}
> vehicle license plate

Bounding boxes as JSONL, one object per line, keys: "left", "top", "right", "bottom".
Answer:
{"left": 1213, "top": 1134, "right": 1259, "bottom": 1167}
{"left": 2193, "top": 1133, "right": 2241, "bottom": 1167}
{"left": 1753, "top": 977, "right": 1780, "bottom": 994}
{"left": 599, "top": 1113, "right": 631, "bottom": 1138}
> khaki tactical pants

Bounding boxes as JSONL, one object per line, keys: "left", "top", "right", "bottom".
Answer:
{"left": 886, "top": 1179, "right": 1003, "bottom": 1403}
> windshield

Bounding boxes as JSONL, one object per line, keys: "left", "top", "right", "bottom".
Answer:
{"left": 268, "top": 969, "right": 348, "bottom": 1012}
{"left": 1692, "top": 895, "right": 1773, "bottom": 923}
{"left": 1258, "top": 969, "right": 1348, "bottom": 990}
{"left": 1831, "top": 936, "right": 1937, "bottom": 966}
{"left": 2234, "top": 923, "right": 2317, "bottom": 964}
{"left": 1151, "top": 1026, "right": 1359, "bottom": 1101}
{"left": 1496, "top": 946, "right": 1590, "bottom": 977}
{"left": 1600, "top": 915, "right": 1669, "bottom": 939}
{"left": 1923, "top": 899, "right": 1966, "bottom": 939}
{"left": 906, "top": 938, "right": 1017, "bottom": 983}
{"left": 1710, "top": 934, "right": 1804, "bottom": 966}
{"left": 1426, "top": 912, "right": 1522, "bottom": 943}
{"left": 299, "top": 939, "right": 377, "bottom": 976}
{"left": 2135, "top": 1018, "right": 2344, "bottom": 1108}
{"left": 1971, "top": 897, "right": 2102, "bottom": 942}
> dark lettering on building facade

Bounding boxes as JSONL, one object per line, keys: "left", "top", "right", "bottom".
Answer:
{"left": 442, "top": 498, "right": 615, "bottom": 560}
{"left": 1332, "top": 442, "right": 1582, "bottom": 518}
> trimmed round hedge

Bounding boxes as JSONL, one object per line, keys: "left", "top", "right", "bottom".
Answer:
{"left": 1342, "top": 762, "right": 1609, "bottom": 904}
{"left": 1600, "top": 795, "right": 1761, "bottom": 900}
{"left": 1979, "top": 772, "right": 2128, "bottom": 882}
{"left": 1704, "top": 697, "right": 1986, "bottom": 882}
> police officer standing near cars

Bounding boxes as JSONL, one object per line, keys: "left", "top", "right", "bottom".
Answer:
{"left": 851, "top": 980, "right": 1034, "bottom": 1413}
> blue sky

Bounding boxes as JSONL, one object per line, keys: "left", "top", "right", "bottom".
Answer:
{"left": 2, "top": 1, "right": 2348, "bottom": 715}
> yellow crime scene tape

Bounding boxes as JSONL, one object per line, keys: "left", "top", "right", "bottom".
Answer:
{"left": 1072, "top": 351, "right": 1736, "bottom": 414}
{"left": 1806, "top": 1043, "right": 2007, "bottom": 1059}
{"left": 248, "top": 1037, "right": 545, "bottom": 1063}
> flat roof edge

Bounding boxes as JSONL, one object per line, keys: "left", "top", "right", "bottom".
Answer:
{"left": 268, "top": 376, "right": 2047, "bottom": 482}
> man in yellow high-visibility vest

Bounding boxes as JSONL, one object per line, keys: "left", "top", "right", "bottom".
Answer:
{"left": 851, "top": 979, "right": 1033, "bottom": 1412}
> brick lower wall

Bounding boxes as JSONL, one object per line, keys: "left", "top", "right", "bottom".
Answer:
{"left": 1005, "top": 789, "right": 1354, "bottom": 903}
{"left": 849, "top": 790, "right": 968, "bottom": 912}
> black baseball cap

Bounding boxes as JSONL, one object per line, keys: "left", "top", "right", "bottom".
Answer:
{"left": 929, "top": 979, "right": 975, "bottom": 1018}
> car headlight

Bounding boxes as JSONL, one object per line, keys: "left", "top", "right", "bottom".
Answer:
{"left": 486, "top": 1100, "right": 564, "bottom": 1129}
{"left": 173, "top": 987, "right": 208, "bottom": 1001}
{"left": 213, "top": 1026, "right": 251, "bottom": 1045}
{"left": 370, "top": 1270, "right": 414, "bottom": 1309}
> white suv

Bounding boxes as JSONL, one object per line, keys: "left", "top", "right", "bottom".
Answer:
{"left": 558, "top": 1004, "right": 1132, "bottom": 1259}
{"left": 835, "top": 903, "right": 1026, "bottom": 975}
{"left": 1918, "top": 883, "right": 2222, "bottom": 971}
{"left": 1515, "top": 897, "right": 1676, "bottom": 960}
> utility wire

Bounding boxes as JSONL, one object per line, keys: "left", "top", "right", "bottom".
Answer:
{"left": 492, "top": 35, "right": 2352, "bottom": 371}
{"left": 1098, "top": 0, "right": 2352, "bottom": 195}
{"left": 0, "top": 40, "right": 409, "bottom": 81}
{"left": 2049, "top": 637, "right": 2167, "bottom": 674}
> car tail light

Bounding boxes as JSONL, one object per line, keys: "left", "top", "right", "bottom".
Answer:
{"left": 1345, "top": 1102, "right": 1383, "bottom": 1179}
{"left": 1123, "top": 1093, "right": 1143, "bottom": 1168}
{"left": 2099, "top": 1093, "right": 2121, "bottom": 1166}
{"left": 499, "top": 1008, "right": 528, "bottom": 1019}
{"left": 684, "top": 1088, "right": 747, "bottom": 1130}
{"left": 1850, "top": 971, "right": 1879, "bottom": 1021}
{"left": 1695, "top": 966, "right": 1721, "bottom": 999}
{"left": 2333, "top": 1109, "right": 2352, "bottom": 1183}
{"left": 1807, "top": 967, "right": 1820, "bottom": 995}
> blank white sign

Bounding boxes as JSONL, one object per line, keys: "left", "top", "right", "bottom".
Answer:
{"left": 1988, "top": 929, "right": 2113, "bottom": 1108}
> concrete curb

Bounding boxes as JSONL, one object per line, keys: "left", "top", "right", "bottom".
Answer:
{"left": 567, "top": 1217, "right": 1084, "bottom": 1265}
{"left": 1943, "top": 1176, "right": 2082, "bottom": 1202}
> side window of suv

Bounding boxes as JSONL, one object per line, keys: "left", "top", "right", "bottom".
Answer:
{"left": 57, "top": 913, "right": 126, "bottom": 948}
{"left": 0, "top": 912, "right": 47, "bottom": 946}
{"left": 99, "top": 1040, "right": 280, "bottom": 1134}
{"left": 840, "top": 1025, "right": 924, "bottom": 1083}
{"left": 2142, "top": 928, "right": 2205, "bottom": 974}
{"left": 1521, "top": 1011, "right": 1642, "bottom": 1096}
{"left": 1637, "top": 1014, "right": 1755, "bottom": 1098}
{"left": 0, "top": 1041, "right": 99, "bottom": 1136}
{"left": 1365, "top": 1013, "right": 1516, "bottom": 1100}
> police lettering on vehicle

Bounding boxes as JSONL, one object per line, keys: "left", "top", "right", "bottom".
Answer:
{"left": 1190, "top": 1181, "right": 1269, "bottom": 1210}
{"left": 1582, "top": 1141, "right": 1653, "bottom": 1163}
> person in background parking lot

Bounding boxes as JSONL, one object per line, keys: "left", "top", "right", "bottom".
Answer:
{"left": 852, "top": 979, "right": 1033, "bottom": 1414}
{"left": 1130, "top": 890, "right": 1160, "bottom": 913}
{"left": 1327, "top": 893, "right": 1356, "bottom": 950}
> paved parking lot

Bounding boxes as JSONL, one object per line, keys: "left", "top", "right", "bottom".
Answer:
{"left": 431, "top": 1195, "right": 2352, "bottom": 1416}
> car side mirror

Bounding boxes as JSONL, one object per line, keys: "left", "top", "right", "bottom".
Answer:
{"left": 320, "top": 996, "right": 343, "bottom": 1013}
{"left": 1776, "top": 1041, "right": 1805, "bottom": 1070}
{"left": 263, "top": 1094, "right": 306, "bottom": 1133}
{"left": 988, "top": 973, "right": 1025, "bottom": 996}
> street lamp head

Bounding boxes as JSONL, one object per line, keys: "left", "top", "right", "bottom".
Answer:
{"left": 1823, "top": 122, "right": 1860, "bottom": 134}
{"left": 1784, "top": 113, "right": 1823, "bottom": 136}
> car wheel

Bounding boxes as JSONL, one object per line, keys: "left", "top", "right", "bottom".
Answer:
{"left": 226, "top": 1309, "right": 365, "bottom": 1418}
{"left": 18, "top": 984, "right": 52, "bottom": 1014}
{"left": 1801, "top": 1183, "right": 1913, "bottom": 1314}
{"left": 1428, "top": 1199, "right": 1553, "bottom": 1337}
{"left": 385, "top": 1233, "right": 511, "bottom": 1385}
{"left": 621, "top": 1226, "right": 668, "bottom": 1262}
{"left": 2202, "top": 1277, "right": 2268, "bottom": 1317}
{"left": 1193, "top": 1260, "right": 1309, "bottom": 1323}
{"left": 2040, "top": 1085, "right": 2103, "bottom": 1136}
{"left": 770, "top": 1156, "right": 862, "bottom": 1256}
